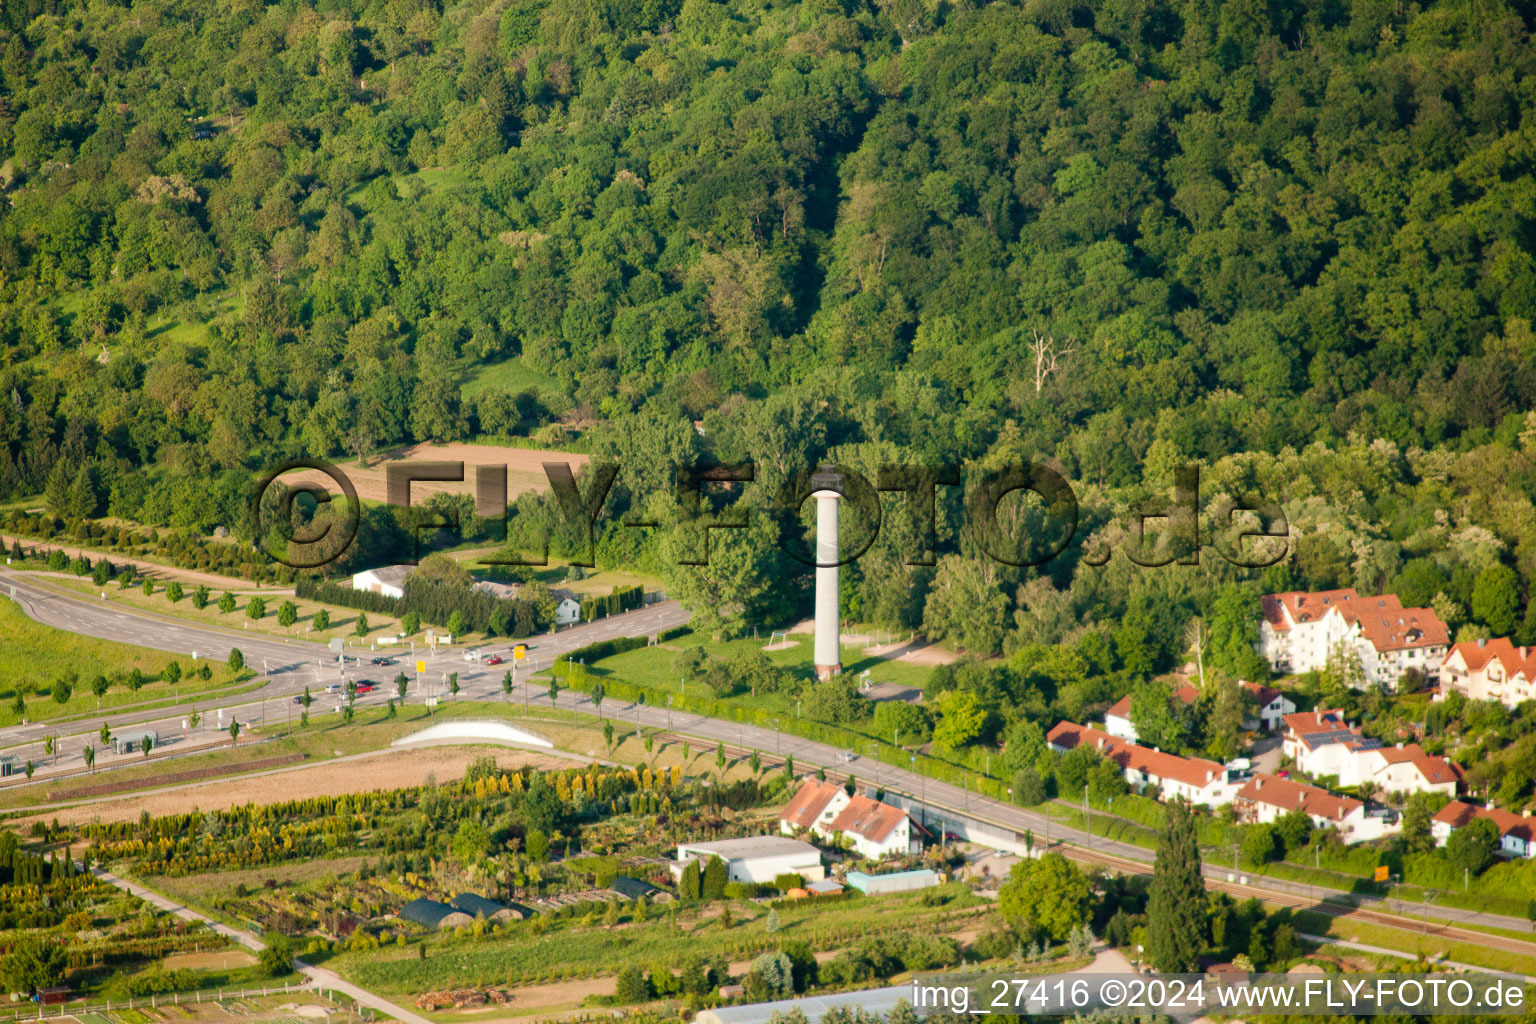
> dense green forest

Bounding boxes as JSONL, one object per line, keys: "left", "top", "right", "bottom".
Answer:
{"left": 1, "top": 0, "right": 1534, "bottom": 673}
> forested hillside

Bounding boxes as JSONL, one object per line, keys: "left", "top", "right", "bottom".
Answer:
{"left": 1, "top": 0, "right": 1535, "bottom": 661}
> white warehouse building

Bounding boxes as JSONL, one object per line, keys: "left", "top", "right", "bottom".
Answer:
{"left": 670, "top": 836, "right": 825, "bottom": 884}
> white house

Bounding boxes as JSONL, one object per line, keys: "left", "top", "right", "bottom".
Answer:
{"left": 1243, "top": 682, "right": 1295, "bottom": 732}
{"left": 552, "top": 588, "right": 582, "bottom": 626}
{"left": 1438, "top": 638, "right": 1536, "bottom": 708}
{"left": 1233, "top": 773, "right": 1370, "bottom": 842}
{"left": 1356, "top": 743, "right": 1463, "bottom": 798}
{"left": 1105, "top": 681, "right": 1295, "bottom": 743}
{"left": 352, "top": 565, "right": 413, "bottom": 600}
{"left": 1259, "top": 589, "right": 1448, "bottom": 689}
{"left": 670, "top": 836, "right": 824, "bottom": 884}
{"left": 1432, "top": 801, "right": 1536, "bottom": 859}
{"left": 1282, "top": 710, "right": 1378, "bottom": 784}
{"left": 780, "top": 779, "right": 925, "bottom": 859}
{"left": 1282, "top": 711, "right": 1462, "bottom": 796}
{"left": 1047, "top": 721, "right": 1240, "bottom": 807}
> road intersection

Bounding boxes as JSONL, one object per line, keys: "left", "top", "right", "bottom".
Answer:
{"left": 4, "top": 565, "right": 1535, "bottom": 944}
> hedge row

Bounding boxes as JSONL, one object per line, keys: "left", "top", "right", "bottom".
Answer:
{"left": 579, "top": 585, "right": 643, "bottom": 621}
{"left": 296, "top": 576, "right": 545, "bottom": 638}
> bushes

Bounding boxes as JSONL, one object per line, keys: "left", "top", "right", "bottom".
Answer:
{"left": 579, "top": 585, "right": 644, "bottom": 622}
{"left": 295, "top": 575, "right": 544, "bottom": 637}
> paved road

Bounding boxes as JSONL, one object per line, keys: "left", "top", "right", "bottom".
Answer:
{"left": 95, "top": 867, "right": 436, "bottom": 1024}
{"left": 6, "top": 566, "right": 1535, "bottom": 945}
{"left": 0, "top": 565, "right": 687, "bottom": 770}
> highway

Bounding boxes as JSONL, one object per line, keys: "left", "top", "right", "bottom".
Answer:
{"left": 4, "top": 565, "right": 1536, "bottom": 951}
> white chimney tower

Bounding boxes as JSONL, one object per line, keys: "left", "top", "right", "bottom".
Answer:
{"left": 811, "top": 464, "right": 842, "bottom": 680}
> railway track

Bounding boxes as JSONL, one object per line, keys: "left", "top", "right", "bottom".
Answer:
{"left": 1059, "top": 841, "right": 1536, "bottom": 960}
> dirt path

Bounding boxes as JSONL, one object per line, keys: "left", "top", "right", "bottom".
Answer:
{"left": 17, "top": 746, "right": 582, "bottom": 826}
{"left": 1, "top": 534, "right": 291, "bottom": 591}
{"left": 783, "top": 620, "right": 961, "bottom": 666}
{"left": 281, "top": 443, "right": 589, "bottom": 506}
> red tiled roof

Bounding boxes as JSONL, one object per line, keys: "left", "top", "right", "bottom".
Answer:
{"left": 1283, "top": 710, "right": 1349, "bottom": 735}
{"left": 1236, "top": 773, "right": 1362, "bottom": 822}
{"left": 1261, "top": 589, "right": 1361, "bottom": 630}
{"left": 1433, "top": 800, "right": 1536, "bottom": 843}
{"left": 1261, "top": 589, "right": 1448, "bottom": 653}
{"left": 1366, "top": 745, "right": 1463, "bottom": 786}
{"left": 1242, "top": 681, "right": 1284, "bottom": 708}
{"left": 1338, "top": 597, "right": 1448, "bottom": 653}
{"left": 828, "top": 793, "right": 922, "bottom": 843}
{"left": 1107, "top": 685, "right": 1200, "bottom": 722}
{"left": 1446, "top": 638, "right": 1536, "bottom": 679}
{"left": 780, "top": 779, "right": 844, "bottom": 830}
{"left": 1047, "top": 721, "right": 1226, "bottom": 791}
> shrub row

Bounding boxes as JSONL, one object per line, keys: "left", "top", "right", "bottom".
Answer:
{"left": 296, "top": 576, "right": 545, "bottom": 637}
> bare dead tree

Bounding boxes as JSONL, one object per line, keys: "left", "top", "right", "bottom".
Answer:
{"left": 1030, "top": 328, "right": 1077, "bottom": 393}
{"left": 1184, "top": 617, "right": 1209, "bottom": 690}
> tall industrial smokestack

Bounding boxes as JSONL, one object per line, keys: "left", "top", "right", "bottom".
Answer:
{"left": 811, "top": 464, "right": 842, "bottom": 680}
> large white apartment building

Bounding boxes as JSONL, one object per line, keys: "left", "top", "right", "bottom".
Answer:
{"left": 1259, "top": 589, "right": 1449, "bottom": 690}
{"left": 1438, "top": 638, "right": 1536, "bottom": 708}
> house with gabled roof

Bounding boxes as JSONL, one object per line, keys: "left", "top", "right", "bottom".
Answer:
{"left": 1439, "top": 638, "right": 1536, "bottom": 709}
{"left": 779, "top": 778, "right": 926, "bottom": 859}
{"left": 1047, "top": 721, "right": 1240, "bottom": 807}
{"left": 1432, "top": 801, "right": 1536, "bottom": 859}
{"left": 1259, "top": 589, "right": 1448, "bottom": 690}
{"left": 1234, "top": 773, "right": 1370, "bottom": 841}
{"left": 1105, "top": 681, "right": 1294, "bottom": 742}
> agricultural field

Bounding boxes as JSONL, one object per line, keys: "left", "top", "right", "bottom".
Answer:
{"left": 0, "top": 829, "right": 294, "bottom": 1004}
{"left": 0, "top": 597, "right": 237, "bottom": 728}
{"left": 280, "top": 443, "right": 589, "bottom": 508}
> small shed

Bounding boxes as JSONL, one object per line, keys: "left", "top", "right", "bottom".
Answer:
{"left": 397, "top": 898, "right": 473, "bottom": 930}
{"left": 806, "top": 878, "right": 844, "bottom": 896}
{"left": 37, "top": 987, "right": 70, "bottom": 1006}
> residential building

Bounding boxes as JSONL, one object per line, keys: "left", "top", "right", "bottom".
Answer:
{"left": 1244, "top": 682, "right": 1296, "bottom": 731}
{"left": 1282, "top": 710, "right": 1379, "bottom": 783}
{"left": 552, "top": 588, "right": 582, "bottom": 626}
{"left": 1356, "top": 744, "right": 1463, "bottom": 798}
{"left": 1047, "top": 721, "right": 1241, "bottom": 806}
{"left": 670, "top": 836, "right": 824, "bottom": 884}
{"left": 780, "top": 779, "right": 926, "bottom": 858}
{"left": 1233, "top": 773, "right": 1369, "bottom": 841}
{"left": 1431, "top": 801, "right": 1536, "bottom": 859}
{"left": 1259, "top": 589, "right": 1448, "bottom": 689}
{"left": 1104, "top": 681, "right": 1295, "bottom": 743}
{"left": 1281, "top": 712, "right": 1462, "bottom": 795}
{"left": 353, "top": 565, "right": 413, "bottom": 600}
{"left": 1438, "top": 638, "right": 1536, "bottom": 708}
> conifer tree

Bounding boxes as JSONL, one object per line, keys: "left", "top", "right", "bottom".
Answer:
{"left": 1145, "top": 797, "right": 1205, "bottom": 972}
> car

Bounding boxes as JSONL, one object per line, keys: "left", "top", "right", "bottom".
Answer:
{"left": 1277, "top": 769, "right": 1290, "bottom": 778}
{"left": 356, "top": 682, "right": 376, "bottom": 694}
{"left": 371, "top": 657, "right": 394, "bottom": 666}
{"left": 486, "top": 655, "right": 504, "bottom": 665}
{"left": 324, "top": 684, "right": 342, "bottom": 694}
{"left": 837, "top": 750, "right": 856, "bottom": 762}
{"left": 943, "top": 830, "right": 961, "bottom": 842}
{"left": 292, "top": 695, "right": 304, "bottom": 704}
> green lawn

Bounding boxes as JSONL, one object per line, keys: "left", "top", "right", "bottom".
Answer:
{"left": 325, "top": 883, "right": 985, "bottom": 995}
{"left": 460, "top": 356, "right": 564, "bottom": 401}
{"left": 591, "top": 631, "right": 935, "bottom": 695}
{"left": 0, "top": 597, "right": 236, "bottom": 727}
